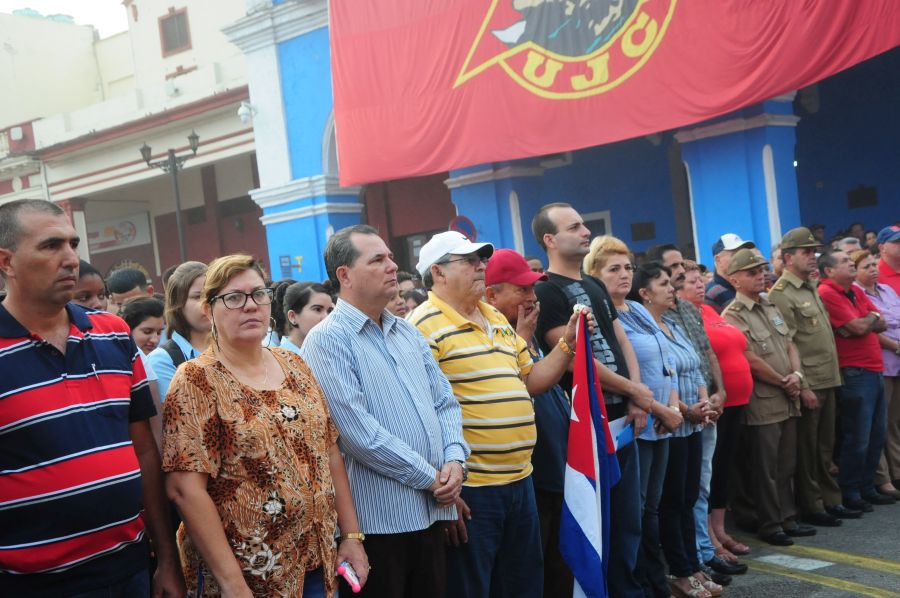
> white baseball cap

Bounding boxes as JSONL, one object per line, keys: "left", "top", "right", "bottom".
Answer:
{"left": 712, "top": 233, "right": 755, "bottom": 255}
{"left": 416, "top": 231, "right": 494, "bottom": 276}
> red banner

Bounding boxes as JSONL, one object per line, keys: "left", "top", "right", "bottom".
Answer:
{"left": 330, "top": 1, "right": 900, "bottom": 186}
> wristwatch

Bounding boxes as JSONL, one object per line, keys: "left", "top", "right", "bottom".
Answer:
{"left": 451, "top": 459, "right": 469, "bottom": 482}
{"left": 341, "top": 532, "right": 366, "bottom": 542}
{"left": 792, "top": 370, "right": 805, "bottom": 381}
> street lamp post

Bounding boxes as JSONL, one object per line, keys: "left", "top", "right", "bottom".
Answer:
{"left": 139, "top": 130, "right": 200, "bottom": 263}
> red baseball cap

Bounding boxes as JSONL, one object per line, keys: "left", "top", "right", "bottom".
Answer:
{"left": 485, "top": 249, "right": 548, "bottom": 287}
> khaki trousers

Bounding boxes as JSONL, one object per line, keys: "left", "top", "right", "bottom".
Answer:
{"left": 752, "top": 418, "right": 798, "bottom": 537}
{"left": 795, "top": 388, "right": 842, "bottom": 513}
{"left": 876, "top": 375, "right": 900, "bottom": 485}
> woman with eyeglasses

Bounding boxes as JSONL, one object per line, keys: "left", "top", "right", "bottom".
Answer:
{"left": 163, "top": 254, "right": 367, "bottom": 597}
{"left": 584, "top": 236, "right": 686, "bottom": 598}
{"left": 148, "top": 261, "right": 210, "bottom": 399}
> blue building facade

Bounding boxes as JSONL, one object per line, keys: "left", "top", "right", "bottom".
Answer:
{"left": 226, "top": 1, "right": 899, "bottom": 277}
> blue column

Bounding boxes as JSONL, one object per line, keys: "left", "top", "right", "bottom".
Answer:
{"left": 677, "top": 97, "right": 802, "bottom": 266}
{"left": 254, "top": 178, "right": 363, "bottom": 282}
{"left": 446, "top": 161, "right": 546, "bottom": 253}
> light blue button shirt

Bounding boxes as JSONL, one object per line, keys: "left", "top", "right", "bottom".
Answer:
{"left": 279, "top": 336, "right": 302, "bottom": 356}
{"left": 147, "top": 330, "right": 201, "bottom": 399}
{"left": 662, "top": 317, "right": 707, "bottom": 438}
{"left": 301, "top": 299, "right": 469, "bottom": 534}
{"left": 617, "top": 301, "right": 676, "bottom": 441}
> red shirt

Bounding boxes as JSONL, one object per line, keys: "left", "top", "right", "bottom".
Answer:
{"left": 700, "top": 304, "right": 752, "bottom": 407}
{"left": 879, "top": 259, "right": 900, "bottom": 296}
{"left": 817, "top": 278, "right": 884, "bottom": 372}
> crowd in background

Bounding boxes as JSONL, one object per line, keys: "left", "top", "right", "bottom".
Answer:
{"left": 1, "top": 196, "right": 898, "bottom": 598}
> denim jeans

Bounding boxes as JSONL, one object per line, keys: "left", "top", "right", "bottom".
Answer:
{"left": 838, "top": 368, "right": 887, "bottom": 501}
{"left": 68, "top": 569, "right": 149, "bottom": 598}
{"left": 694, "top": 425, "right": 717, "bottom": 563}
{"left": 446, "top": 477, "right": 543, "bottom": 598}
{"left": 636, "top": 438, "right": 670, "bottom": 598}
{"left": 608, "top": 441, "right": 645, "bottom": 598}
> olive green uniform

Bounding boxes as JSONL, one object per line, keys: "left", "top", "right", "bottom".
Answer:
{"left": 723, "top": 291, "right": 802, "bottom": 537}
{"left": 769, "top": 269, "right": 843, "bottom": 515}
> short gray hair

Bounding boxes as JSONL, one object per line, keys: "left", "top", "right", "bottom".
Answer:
{"left": 422, "top": 253, "right": 450, "bottom": 290}
{"left": 324, "top": 224, "right": 380, "bottom": 292}
{"left": 0, "top": 199, "right": 64, "bottom": 251}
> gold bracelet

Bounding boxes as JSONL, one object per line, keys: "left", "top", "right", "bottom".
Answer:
{"left": 341, "top": 532, "right": 365, "bottom": 542}
{"left": 557, "top": 336, "right": 575, "bottom": 356}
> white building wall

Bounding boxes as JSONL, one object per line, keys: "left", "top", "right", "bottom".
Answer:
{"left": 0, "top": 13, "right": 102, "bottom": 127}
{"left": 95, "top": 32, "right": 136, "bottom": 99}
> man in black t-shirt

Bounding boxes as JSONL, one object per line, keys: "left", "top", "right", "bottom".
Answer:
{"left": 536, "top": 271, "right": 629, "bottom": 410}
{"left": 532, "top": 203, "right": 653, "bottom": 598}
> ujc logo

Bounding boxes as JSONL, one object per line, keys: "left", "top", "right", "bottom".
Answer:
{"left": 455, "top": 0, "right": 676, "bottom": 99}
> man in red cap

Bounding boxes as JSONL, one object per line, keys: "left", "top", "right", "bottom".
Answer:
{"left": 484, "top": 249, "right": 574, "bottom": 596}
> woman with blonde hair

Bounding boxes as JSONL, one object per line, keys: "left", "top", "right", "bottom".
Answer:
{"left": 163, "top": 255, "right": 367, "bottom": 597}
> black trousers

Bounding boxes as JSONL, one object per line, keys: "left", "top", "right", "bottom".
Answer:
{"left": 659, "top": 431, "right": 703, "bottom": 578}
{"left": 709, "top": 405, "right": 746, "bottom": 510}
{"left": 343, "top": 522, "right": 446, "bottom": 598}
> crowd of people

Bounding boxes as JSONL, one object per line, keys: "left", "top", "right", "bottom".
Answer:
{"left": 0, "top": 196, "right": 898, "bottom": 598}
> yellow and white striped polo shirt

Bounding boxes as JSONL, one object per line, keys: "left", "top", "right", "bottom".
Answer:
{"left": 411, "top": 292, "right": 535, "bottom": 486}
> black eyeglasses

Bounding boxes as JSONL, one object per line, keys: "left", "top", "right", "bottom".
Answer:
{"left": 439, "top": 255, "right": 489, "bottom": 267}
{"left": 211, "top": 288, "right": 274, "bottom": 309}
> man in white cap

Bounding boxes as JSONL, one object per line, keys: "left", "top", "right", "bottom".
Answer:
{"left": 705, "top": 233, "right": 756, "bottom": 313}
{"left": 409, "top": 231, "right": 581, "bottom": 598}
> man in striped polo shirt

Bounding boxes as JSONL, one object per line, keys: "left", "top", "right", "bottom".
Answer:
{"left": 411, "top": 231, "right": 581, "bottom": 598}
{"left": 0, "top": 200, "right": 184, "bottom": 597}
{"left": 302, "top": 225, "right": 469, "bottom": 598}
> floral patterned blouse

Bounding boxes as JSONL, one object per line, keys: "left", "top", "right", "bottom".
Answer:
{"left": 162, "top": 347, "right": 340, "bottom": 597}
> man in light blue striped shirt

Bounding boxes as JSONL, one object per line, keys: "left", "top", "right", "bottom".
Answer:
{"left": 301, "top": 225, "right": 468, "bottom": 598}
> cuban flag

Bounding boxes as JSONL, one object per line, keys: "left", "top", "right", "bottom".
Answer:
{"left": 560, "top": 311, "right": 621, "bottom": 598}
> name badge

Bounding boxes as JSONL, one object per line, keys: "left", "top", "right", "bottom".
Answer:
{"left": 772, "top": 316, "right": 785, "bottom": 327}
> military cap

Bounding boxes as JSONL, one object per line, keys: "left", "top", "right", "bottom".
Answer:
{"left": 727, "top": 248, "right": 769, "bottom": 275}
{"left": 780, "top": 227, "right": 822, "bottom": 251}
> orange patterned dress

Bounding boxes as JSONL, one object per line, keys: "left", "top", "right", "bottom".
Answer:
{"left": 162, "top": 348, "right": 339, "bottom": 597}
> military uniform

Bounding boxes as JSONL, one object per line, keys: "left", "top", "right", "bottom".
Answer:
{"left": 722, "top": 250, "right": 802, "bottom": 540}
{"left": 768, "top": 228, "right": 843, "bottom": 518}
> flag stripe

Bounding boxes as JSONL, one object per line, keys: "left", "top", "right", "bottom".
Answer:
{"left": 561, "top": 312, "right": 621, "bottom": 597}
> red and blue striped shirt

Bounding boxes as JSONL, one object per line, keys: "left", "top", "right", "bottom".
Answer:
{"left": 0, "top": 303, "right": 155, "bottom": 596}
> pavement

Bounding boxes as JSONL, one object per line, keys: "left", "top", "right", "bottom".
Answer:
{"left": 719, "top": 502, "right": 900, "bottom": 597}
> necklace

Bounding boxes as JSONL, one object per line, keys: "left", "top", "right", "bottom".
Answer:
{"left": 221, "top": 350, "right": 269, "bottom": 388}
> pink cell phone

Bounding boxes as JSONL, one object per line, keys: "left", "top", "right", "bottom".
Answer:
{"left": 338, "top": 560, "right": 361, "bottom": 593}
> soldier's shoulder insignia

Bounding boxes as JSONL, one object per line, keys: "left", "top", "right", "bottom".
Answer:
{"left": 723, "top": 302, "right": 743, "bottom": 314}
